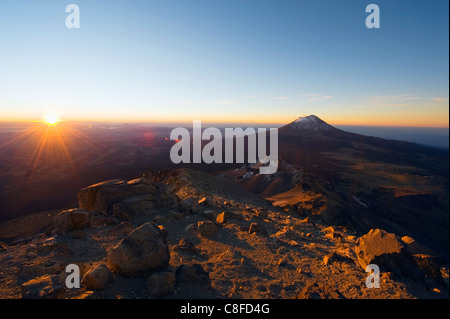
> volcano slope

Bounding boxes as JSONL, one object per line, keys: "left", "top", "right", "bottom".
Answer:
{"left": 0, "top": 168, "right": 447, "bottom": 299}
{"left": 223, "top": 115, "right": 449, "bottom": 265}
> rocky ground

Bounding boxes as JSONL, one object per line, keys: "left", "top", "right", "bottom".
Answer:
{"left": 0, "top": 169, "right": 448, "bottom": 299}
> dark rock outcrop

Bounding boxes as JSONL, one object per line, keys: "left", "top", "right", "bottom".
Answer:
{"left": 355, "top": 229, "right": 424, "bottom": 281}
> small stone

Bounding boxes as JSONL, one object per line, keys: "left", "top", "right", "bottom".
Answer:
{"left": 198, "top": 221, "right": 219, "bottom": 237}
{"left": 322, "top": 226, "right": 335, "bottom": 233}
{"left": 248, "top": 222, "right": 268, "bottom": 235}
{"left": 147, "top": 271, "right": 175, "bottom": 297}
{"left": 277, "top": 258, "right": 287, "bottom": 267}
{"left": 216, "top": 212, "right": 228, "bottom": 224}
{"left": 82, "top": 264, "right": 113, "bottom": 290}
{"left": 324, "top": 232, "right": 342, "bottom": 240}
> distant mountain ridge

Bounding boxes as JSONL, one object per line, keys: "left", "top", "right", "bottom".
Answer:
{"left": 226, "top": 114, "right": 449, "bottom": 263}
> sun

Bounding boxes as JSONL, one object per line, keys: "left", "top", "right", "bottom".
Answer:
{"left": 43, "top": 114, "right": 60, "bottom": 125}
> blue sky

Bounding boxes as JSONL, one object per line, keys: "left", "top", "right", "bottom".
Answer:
{"left": 0, "top": 0, "right": 448, "bottom": 126}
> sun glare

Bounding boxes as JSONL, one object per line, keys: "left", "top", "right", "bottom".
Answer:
{"left": 44, "top": 115, "right": 60, "bottom": 125}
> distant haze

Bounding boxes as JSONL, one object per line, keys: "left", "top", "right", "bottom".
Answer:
{"left": 336, "top": 125, "right": 449, "bottom": 149}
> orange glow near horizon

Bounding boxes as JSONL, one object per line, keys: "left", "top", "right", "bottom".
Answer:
{"left": 0, "top": 113, "right": 448, "bottom": 128}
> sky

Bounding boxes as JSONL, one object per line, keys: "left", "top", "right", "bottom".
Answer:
{"left": 0, "top": 0, "right": 448, "bottom": 127}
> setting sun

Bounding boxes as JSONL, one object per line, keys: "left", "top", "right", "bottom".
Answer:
{"left": 43, "top": 115, "right": 60, "bottom": 125}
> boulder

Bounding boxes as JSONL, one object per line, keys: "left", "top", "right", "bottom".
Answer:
{"left": 78, "top": 179, "right": 124, "bottom": 212}
{"left": 21, "top": 275, "right": 65, "bottom": 299}
{"left": 50, "top": 209, "right": 89, "bottom": 234}
{"left": 147, "top": 271, "right": 176, "bottom": 297}
{"left": 355, "top": 229, "right": 424, "bottom": 281}
{"left": 107, "top": 223, "right": 169, "bottom": 277}
{"left": 197, "top": 221, "right": 218, "bottom": 237}
{"left": 82, "top": 264, "right": 113, "bottom": 290}
{"left": 78, "top": 178, "right": 157, "bottom": 215}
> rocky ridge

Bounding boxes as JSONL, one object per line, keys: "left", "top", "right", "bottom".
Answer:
{"left": 0, "top": 168, "right": 448, "bottom": 299}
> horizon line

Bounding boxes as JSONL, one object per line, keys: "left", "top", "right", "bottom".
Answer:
{"left": 0, "top": 119, "right": 448, "bottom": 129}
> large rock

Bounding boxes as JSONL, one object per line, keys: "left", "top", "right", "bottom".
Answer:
{"left": 107, "top": 223, "right": 169, "bottom": 277}
{"left": 78, "top": 178, "right": 158, "bottom": 215}
{"left": 82, "top": 264, "right": 114, "bottom": 290}
{"left": 78, "top": 179, "right": 123, "bottom": 212}
{"left": 355, "top": 229, "right": 424, "bottom": 281}
{"left": 50, "top": 209, "right": 90, "bottom": 234}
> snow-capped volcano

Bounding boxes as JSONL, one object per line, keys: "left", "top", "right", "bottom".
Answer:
{"left": 288, "top": 115, "right": 336, "bottom": 132}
